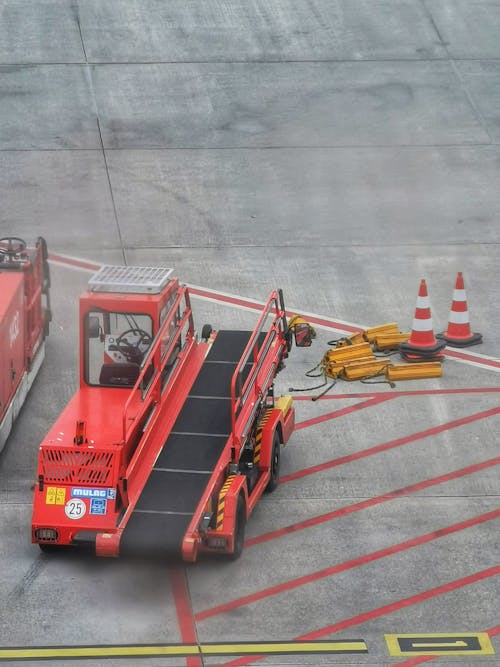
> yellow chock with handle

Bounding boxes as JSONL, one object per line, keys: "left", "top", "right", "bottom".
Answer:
{"left": 386, "top": 362, "right": 442, "bottom": 381}
{"left": 364, "top": 323, "right": 400, "bottom": 343}
{"left": 342, "top": 358, "right": 391, "bottom": 380}
{"left": 322, "top": 363, "right": 344, "bottom": 379}
{"left": 323, "top": 342, "right": 374, "bottom": 364}
{"left": 321, "top": 342, "right": 375, "bottom": 379}
{"left": 374, "top": 332, "right": 411, "bottom": 351}
{"left": 334, "top": 331, "right": 365, "bottom": 347}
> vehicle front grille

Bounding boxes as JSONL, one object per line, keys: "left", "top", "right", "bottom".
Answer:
{"left": 40, "top": 448, "right": 115, "bottom": 485}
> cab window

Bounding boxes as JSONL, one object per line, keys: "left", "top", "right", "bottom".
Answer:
{"left": 85, "top": 311, "right": 153, "bottom": 386}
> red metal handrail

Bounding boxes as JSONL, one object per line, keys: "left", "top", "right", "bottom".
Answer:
{"left": 230, "top": 290, "right": 286, "bottom": 449}
{"left": 121, "top": 285, "right": 194, "bottom": 443}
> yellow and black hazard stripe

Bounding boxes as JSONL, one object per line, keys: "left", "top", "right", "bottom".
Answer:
{"left": 253, "top": 408, "right": 274, "bottom": 466}
{"left": 216, "top": 475, "right": 235, "bottom": 531}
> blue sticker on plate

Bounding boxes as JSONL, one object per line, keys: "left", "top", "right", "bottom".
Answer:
{"left": 90, "top": 498, "right": 107, "bottom": 515}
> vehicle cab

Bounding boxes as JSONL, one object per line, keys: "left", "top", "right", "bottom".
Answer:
{"left": 32, "top": 265, "right": 199, "bottom": 549}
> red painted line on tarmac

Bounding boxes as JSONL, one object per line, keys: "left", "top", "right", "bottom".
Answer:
{"left": 168, "top": 567, "right": 201, "bottom": 667}
{"left": 217, "top": 567, "right": 500, "bottom": 667}
{"left": 45, "top": 252, "right": 500, "bottom": 370}
{"left": 444, "top": 347, "right": 500, "bottom": 369}
{"left": 188, "top": 287, "right": 264, "bottom": 312}
{"left": 292, "top": 387, "right": 500, "bottom": 400}
{"left": 283, "top": 405, "right": 500, "bottom": 485}
{"left": 45, "top": 256, "right": 360, "bottom": 333}
{"left": 293, "top": 394, "right": 394, "bottom": 432}
{"left": 48, "top": 253, "right": 100, "bottom": 271}
{"left": 300, "top": 566, "right": 500, "bottom": 638}
{"left": 289, "top": 314, "right": 360, "bottom": 333}
{"left": 390, "top": 624, "right": 500, "bottom": 666}
{"left": 246, "top": 454, "right": 500, "bottom": 548}
{"left": 188, "top": 287, "right": 362, "bottom": 332}
{"left": 195, "top": 508, "right": 500, "bottom": 621}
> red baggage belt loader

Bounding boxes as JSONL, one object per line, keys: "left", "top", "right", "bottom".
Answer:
{"left": 0, "top": 237, "right": 51, "bottom": 453}
{"left": 31, "top": 265, "right": 311, "bottom": 561}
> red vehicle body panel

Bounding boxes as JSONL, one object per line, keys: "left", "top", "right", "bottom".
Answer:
{"left": 0, "top": 237, "right": 50, "bottom": 452}
{"left": 0, "top": 273, "right": 26, "bottom": 424}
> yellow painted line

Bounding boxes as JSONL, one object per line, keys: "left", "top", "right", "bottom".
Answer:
{"left": 385, "top": 633, "right": 495, "bottom": 656}
{"left": 201, "top": 641, "right": 368, "bottom": 655}
{"left": 0, "top": 645, "right": 200, "bottom": 660}
{"left": 413, "top": 641, "right": 468, "bottom": 648}
{"left": 0, "top": 640, "right": 368, "bottom": 661}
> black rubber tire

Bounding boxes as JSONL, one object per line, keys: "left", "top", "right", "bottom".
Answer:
{"left": 265, "top": 431, "right": 281, "bottom": 493}
{"left": 201, "top": 324, "right": 212, "bottom": 341}
{"left": 38, "top": 543, "right": 62, "bottom": 553}
{"left": 229, "top": 496, "right": 246, "bottom": 560}
{"left": 37, "top": 236, "right": 49, "bottom": 261}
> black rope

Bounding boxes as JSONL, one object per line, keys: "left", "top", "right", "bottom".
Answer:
{"left": 360, "top": 374, "right": 396, "bottom": 388}
{"left": 305, "top": 362, "right": 324, "bottom": 378}
{"left": 373, "top": 349, "right": 398, "bottom": 357}
{"left": 311, "top": 378, "right": 337, "bottom": 401}
{"left": 289, "top": 364, "right": 338, "bottom": 400}
{"left": 327, "top": 336, "right": 353, "bottom": 347}
{"left": 288, "top": 379, "right": 329, "bottom": 393}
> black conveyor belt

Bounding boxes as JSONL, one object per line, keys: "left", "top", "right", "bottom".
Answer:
{"left": 120, "top": 330, "right": 263, "bottom": 557}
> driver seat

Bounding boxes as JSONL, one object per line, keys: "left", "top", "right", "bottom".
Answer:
{"left": 99, "top": 363, "right": 140, "bottom": 386}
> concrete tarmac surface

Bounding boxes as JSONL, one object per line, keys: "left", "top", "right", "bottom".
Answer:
{"left": 0, "top": 1, "right": 499, "bottom": 665}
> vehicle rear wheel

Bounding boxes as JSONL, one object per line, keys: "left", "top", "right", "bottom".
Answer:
{"left": 265, "top": 431, "right": 281, "bottom": 493}
{"left": 229, "top": 496, "right": 246, "bottom": 560}
{"left": 38, "top": 543, "right": 62, "bottom": 553}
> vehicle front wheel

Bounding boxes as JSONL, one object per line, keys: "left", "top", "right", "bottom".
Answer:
{"left": 38, "top": 543, "right": 63, "bottom": 553}
{"left": 265, "top": 432, "right": 281, "bottom": 493}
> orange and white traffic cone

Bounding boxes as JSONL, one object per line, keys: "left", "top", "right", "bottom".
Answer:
{"left": 399, "top": 279, "right": 446, "bottom": 362}
{"left": 437, "top": 272, "right": 482, "bottom": 347}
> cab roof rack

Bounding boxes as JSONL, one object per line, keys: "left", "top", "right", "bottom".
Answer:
{"left": 88, "top": 265, "right": 174, "bottom": 294}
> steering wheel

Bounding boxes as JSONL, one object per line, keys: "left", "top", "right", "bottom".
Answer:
{"left": 115, "top": 328, "right": 153, "bottom": 364}
{"left": 0, "top": 237, "right": 27, "bottom": 258}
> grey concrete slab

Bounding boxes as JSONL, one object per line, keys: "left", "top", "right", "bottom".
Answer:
{"left": 0, "top": 151, "right": 121, "bottom": 253}
{"left": 108, "top": 145, "right": 499, "bottom": 242}
{"left": 0, "top": 528, "right": 181, "bottom": 667}
{"left": 425, "top": 0, "right": 500, "bottom": 59}
{"left": 93, "top": 61, "right": 488, "bottom": 148}
{"left": 0, "top": 0, "right": 85, "bottom": 64}
{"left": 125, "top": 243, "right": 500, "bottom": 359}
{"left": 190, "top": 496, "right": 499, "bottom": 607}
{"left": 456, "top": 60, "right": 500, "bottom": 144}
{"left": 2, "top": 522, "right": 180, "bottom": 645}
{"left": 0, "top": 65, "right": 99, "bottom": 149}
{"left": 278, "top": 407, "right": 500, "bottom": 500}
{"left": 79, "top": 0, "right": 446, "bottom": 63}
{"left": 194, "top": 498, "right": 499, "bottom": 650}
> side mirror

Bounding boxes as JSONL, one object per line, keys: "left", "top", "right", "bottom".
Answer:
{"left": 294, "top": 322, "right": 313, "bottom": 347}
{"left": 88, "top": 316, "right": 101, "bottom": 339}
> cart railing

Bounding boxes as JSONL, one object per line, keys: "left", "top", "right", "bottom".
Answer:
{"left": 230, "top": 289, "right": 288, "bottom": 449}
